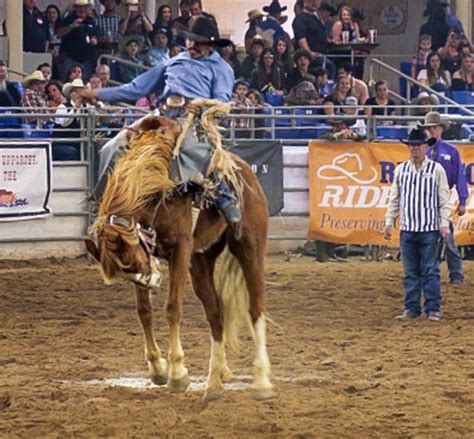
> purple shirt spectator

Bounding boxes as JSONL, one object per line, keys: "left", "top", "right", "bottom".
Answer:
{"left": 427, "top": 139, "right": 469, "bottom": 206}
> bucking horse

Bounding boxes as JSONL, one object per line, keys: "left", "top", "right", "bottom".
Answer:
{"left": 85, "top": 99, "right": 273, "bottom": 402}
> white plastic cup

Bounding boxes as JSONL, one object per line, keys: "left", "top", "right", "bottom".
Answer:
{"left": 369, "top": 28, "right": 377, "bottom": 44}
{"left": 342, "top": 31, "right": 350, "bottom": 44}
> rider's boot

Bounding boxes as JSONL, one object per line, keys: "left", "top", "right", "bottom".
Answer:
{"left": 214, "top": 181, "right": 242, "bottom": 237}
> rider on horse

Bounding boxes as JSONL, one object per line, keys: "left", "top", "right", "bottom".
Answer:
{"left": 80, "top": 16, "right": 242, "bottom": 227}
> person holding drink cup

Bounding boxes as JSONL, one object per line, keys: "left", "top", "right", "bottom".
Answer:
{"left": 330, "top": 5, "right": 360, "bottom": 69}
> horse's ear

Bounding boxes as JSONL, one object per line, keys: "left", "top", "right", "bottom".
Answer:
{"left": 84, "top": 238, "right": 101, "bottom": 262}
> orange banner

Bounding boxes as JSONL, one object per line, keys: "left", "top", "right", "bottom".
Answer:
{"left": 308, "top": 142, "right": 474, "bottom": 246}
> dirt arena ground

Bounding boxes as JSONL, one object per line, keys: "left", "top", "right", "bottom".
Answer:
{"left": 0, "top": 255, "right": 473, "bottom": 439}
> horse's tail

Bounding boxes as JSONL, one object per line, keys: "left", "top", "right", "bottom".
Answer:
{"left": 215, "top": 247, "right": 253, "bottom": 352}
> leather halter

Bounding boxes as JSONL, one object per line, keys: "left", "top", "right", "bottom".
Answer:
{"left": 108, "top": 213, "right": 162, "bottom": 290}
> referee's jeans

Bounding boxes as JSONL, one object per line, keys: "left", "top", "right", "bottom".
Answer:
{"left": 445, "top": 221, "right": 464, "bottom": 283}
{"left": 400, "top": 231, "right": 441, "bottom": 316}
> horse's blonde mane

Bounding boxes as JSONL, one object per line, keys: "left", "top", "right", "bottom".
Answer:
{"left": 92, "top": 130, "right": 176, "bottom": 233}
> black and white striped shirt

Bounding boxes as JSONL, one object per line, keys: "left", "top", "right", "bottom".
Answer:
{"left": 385, "top": 158, "right": 451, "bottom": 232}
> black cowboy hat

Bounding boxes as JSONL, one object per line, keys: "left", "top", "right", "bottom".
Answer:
{"left": 400, "top": 128, "right": 428, "bottom": 145}
{"left": 319, "top": 2, "right": 337, "bottom": 17}
{"left": 352, "top": 8, "right": 366, "bottom": 21}
{"left": 263, "top": 1, "right": 287, "bottom": 16}
{"left": 178, "top": 16, "right": 232, "bottom": 47}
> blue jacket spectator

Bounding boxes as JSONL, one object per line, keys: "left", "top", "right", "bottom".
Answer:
{"left": 146, "top": 30, "right": 170, "bottom": 67}
{"left": 0, "top": 63, "right": 22, "bottom": 107}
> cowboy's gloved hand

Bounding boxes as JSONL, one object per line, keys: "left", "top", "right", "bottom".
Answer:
{"left": 186, "top": 103, "right": 201, "bottom": 117}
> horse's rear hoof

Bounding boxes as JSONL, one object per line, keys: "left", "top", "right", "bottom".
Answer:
{"left": 203, "top": 388, "right": 223, "bottom": 403}
{"left": 150, "top": 373, "right": 168, "bottom": 386}
{"left": 253, "top": 387, "right": 273, "bottom": 401}
{"left": 167, "top": 374, "right": 190, "bottom": 393}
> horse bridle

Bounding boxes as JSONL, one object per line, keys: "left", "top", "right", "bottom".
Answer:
{"left": 108, "top": 212, "right": 162, "bottom": 290}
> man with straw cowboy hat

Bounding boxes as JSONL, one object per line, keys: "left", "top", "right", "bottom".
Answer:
{"left": 244, "top": 9, "right": 264, "bottom": 53}
{"left": 21, "top": 70, "right": 48, "bottom": 125}
{"left": 80, "top": 16, "right": 242, "bottom": 227}
{"left": 420, "top": 111, "right": 469, "bottom": 285}
{"left": 384, "top": 128, "right": 451, "bottom": 321}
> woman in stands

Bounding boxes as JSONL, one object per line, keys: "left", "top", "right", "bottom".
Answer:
{"left": 451, "top": 54, "right": 474, "bottom": 91}
{"left": 46, "top": 80, "right": 67, "bottom": 109}
{"left": 438, "top": 31, "right": 463, "bottom": 76}
{"left": 273, "top": 36, "right": 294, "bottom": 80}
{"left": 417, "top": 52, "right": 451, "bottom": 92}
{"left": 153, "top": 4, "right": 173, "bottom": 45}
{"left": 323, "top": 74, "right": 352, "bottom": 115}
{"left": 364, "top": 80, "right": 396, "bottom": 117}
{"left": 250, "top": 48, "right": 285, "bottom": 95}
{"left": 66, "top": 64, "right": 84, "bottom": 83}
{"left": 220, "top": 42, "right": 242, "bottom": 79}
{"left": 331, "top": 6, "right": 360, "bottom": 43}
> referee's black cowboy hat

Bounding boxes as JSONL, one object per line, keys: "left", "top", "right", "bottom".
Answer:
{"left": 178, "top": 16, "right": 232, "bottom": 47}
{"left": 400, "top": 129, "right": 428, "bottom": 145}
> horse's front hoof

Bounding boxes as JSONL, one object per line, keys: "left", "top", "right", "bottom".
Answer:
{"left": 203, "top": 388, "right": 223, "bottom": 403}
{"left": 150, "top": 372, "right": 168, "bottom": 386}
{"left": 167, "top": 374, "right": 190, "bottom": 393}
{"left": 253, "top": 387, "right": 273, "bottom": 401}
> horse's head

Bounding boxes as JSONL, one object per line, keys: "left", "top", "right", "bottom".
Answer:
{"left": 85, "top": 215, "right": 161, "bottom": 290}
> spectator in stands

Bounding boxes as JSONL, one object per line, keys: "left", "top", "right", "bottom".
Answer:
{"left": 260, "top": 1, "right": 288, "bottom": 47}
{"left": 318, "top": 2, "right": 336, "bottom": 39}
{"left": 66, "top": 64, "right": 84, "bottom": 83}
{"left": 46, "top": 80, "right": 67, "bottom": 108}
{"left": 220, "top": 42, "right": 242, "bottom": 79}
{"left": 274, "top": 36, "right": 294, "bottom": 79}
{"left": 337, "top": 63, "right": 368, "bottom": 105}
{"left": 412, "top": 92, "right": 439, "bottom": 118}
{"left": 231, "top": 80, "right": 252, "bottom": 138}
{"left": 57, "top": 0, "right": 98, "bottom": 82}
{"left": 412, "top": 34, "right": 432, "bottom": 80}
{"left": 21, "top": 71, "right": 48, "bottom": 126}
{"left": 88, "top": 74, "right": 102, "bottom": 90}
{"left": 45, "top": 4, "right": 62, "bottom": 62}
{"left": 170, "top": 43, "right": 185, "bottom": 58}
{"left": 241, "top": 37, "right": 265, "bottom": 81}
{"left": 119, "top": 36, "right": 146, "bottom": 83}
{"left": 344, "top": 96, "right": 366, "bottom": 137}
{"left": 438, "top": 31, "right": 462, "bottom": 76}
{"left": 313, "top": 67, "right": 329, "bottom": 101}
{"left": 23, "top": 0, "right": 48, "bottom": 53}
{"left": 286, "top": 49, "right": 311, "bottom": 91}
{"left": 458, "top": 35, "right": 473, "bottom": 56}
{"left": 52, "top": 79, "right": 89, "bottom": 161}
{"left": 171, "top": 0, "right": 192, "bottom": 46}
{"left": 0, "top": 63, "right": 22, "bottom": 107}
{"left": 244, "top": 9, "right": 264, "bottom": 54}
{"left": 37, "top": 63, "right": 52, "bottom": 82}
{"left": 331, "top": 6, "right": 360, "bottom": 43}
{"left": 96, "top": 64, "right": 111, "bottom": 88}
{"left": 331, "top": 6, "right": 361, "bottom": 70}
{"left": 451, "top": 54, "right": 474, "bottom": 92}
{"left": 417, "top": 52, "right": 451, "bottom": 92}
{"left": 323, "top": 74, "right": 351, "bottom": 115}
{"left": 285, "top": 74, "right": 319, "bottom": 106}
{"left": 146, "top": 29, "right": 170, "bottom": 67}
{"left": 292, "top": 0, "right": 335, "bottom": 79}
{"left": 294, "top": 0, "right": 304, "bottom": 17}
{"left": 135, "top": 93, "right": 157, "bottom": 110}
{"left": 119, "top": 0, "right": 153, "bottom": 48}
{"left": 424, "top": 0, "right": 465, "bottom": 35}
{"left": 419, "top": 5, "right": 449, "bottom": 51}
{"left": 247, "top": 89, "right": 266, "bottom": 138}
{"left": 96, "top": 0, "right": 122, "bottom": 55}
{"left": 364, "top": 80, "right": 396, "bottom": 117}
{"left": 189, "top": 0, "right": 217, "bottom": 27}
{"left": 153, "top": 5, "right": 173, "bottom": 45}
{"left": 251, "top": 48, "right": 284, "bottom": 95}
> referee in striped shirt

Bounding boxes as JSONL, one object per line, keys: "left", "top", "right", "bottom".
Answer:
{"left": 384, "top": 129, "right": 451, "bottom": 321}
